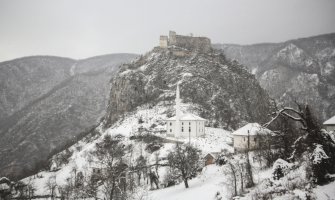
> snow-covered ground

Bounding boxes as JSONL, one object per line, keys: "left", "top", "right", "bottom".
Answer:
{"left": 314, "top": 181, "right": 335, "bottom": 200}
{"left": 21, "top": 103, "right": 335, "bottom": 200}
{"left": 22, "top": 104, "right": 233, "bottom": 197}
{"left": 149, "top": 165, "right": 227, "bottom": 200}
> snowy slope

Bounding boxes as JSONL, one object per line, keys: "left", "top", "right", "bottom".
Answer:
{"left": 22, "top": 104, "right": 233, "bottom": 197}
{"left": 149, "top": 165, "right": 227, "bottom": 200}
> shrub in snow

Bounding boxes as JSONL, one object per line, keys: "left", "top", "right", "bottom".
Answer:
{"left": 247, "top": 163, "right": 315, "bottom": 200}
{"left": 145, "top": 142, "right": 163, "bottom": 153}
{"left": 310, "top": 143, "right": 331, "bottom": 184}
{"left": 215, "top": 154, "right": 227, "bottom": 166}
{"left": 161, "top": 168, "right": 181, "bottom": 187}
{"left": 214, "top": 191, "right": 223, "bottom": 200}
{"left": 272, "top": 159, "right": 293, "bottom": 180}
{"left": 310, "top": 144, "right": 329, "bottom": 165}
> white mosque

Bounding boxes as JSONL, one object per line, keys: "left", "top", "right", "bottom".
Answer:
{"left": 165, "top": 84, "right": 206, "bottom": 138}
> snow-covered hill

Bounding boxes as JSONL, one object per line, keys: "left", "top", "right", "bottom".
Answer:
{"left": 104, "top": 46, "right": 273, "bottom": 130}
{"left": 21, "top": 104, "right": 233, "bottom": 198}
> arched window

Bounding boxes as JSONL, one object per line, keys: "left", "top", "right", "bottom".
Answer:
{"left": 170, "top": 122, "right": 172, "bottom": 126}
{"left": 170, "top": 129, "right": 172, "bottom": 132}
{"left": 189, "top": 127, "right": 191, "bottom": 132}
{"left": 182, "top": 127, "right": 184, "bottom": 132}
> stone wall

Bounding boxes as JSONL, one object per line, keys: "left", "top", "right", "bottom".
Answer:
{"left": 175, "top": 35, "right": 211, "bottom": 53}
{"left": 159, "top": 31, "right": 212, "bottom": 53}
{"left": 160, "top": 36, "right": 168, "bottom": 48}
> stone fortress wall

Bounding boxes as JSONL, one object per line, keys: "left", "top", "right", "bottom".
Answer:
{"left": 159, "top": 31, "right": 211, "bottom": 53}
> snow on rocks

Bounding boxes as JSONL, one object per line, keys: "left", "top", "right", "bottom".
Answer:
{"left": 272, "top": 159, "right": 294, "bottom": 178}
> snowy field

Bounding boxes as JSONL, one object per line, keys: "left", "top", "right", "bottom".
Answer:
{"left": 149, "top": 165, "right": 227, "bottom": 200}
{"left": 313, "top": 181, "right": 335, "bottom": 200}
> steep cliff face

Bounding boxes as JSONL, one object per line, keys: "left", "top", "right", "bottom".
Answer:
{"left": 0, "top": 54, "right": 137, "bottom": 180}
{"left": 214, "top": 33, "right": 335, "bottom": 121}
{"left": 104, "top": 47, "right": 272, "bottom": 130}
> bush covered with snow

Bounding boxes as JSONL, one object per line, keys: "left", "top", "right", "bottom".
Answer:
{"left": 246, "top": 163, "right": 315, "bottom": 200}
{"left": 272, "top": 159, "right": 294, "bottom": 180}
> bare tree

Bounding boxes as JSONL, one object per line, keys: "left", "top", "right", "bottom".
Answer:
{"left": 45, "top": 176, "right": 57, "bottom": 200}
{"left": 222, "top": 158, "right": 239, "bottom": 197}
{"left": 91, "top": 134, "right": 128, "bottom": 199}
{"left": 167, "top": 144, "right": 201, "bottom": 188}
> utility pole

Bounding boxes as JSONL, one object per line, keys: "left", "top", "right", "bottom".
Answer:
{"left": 189, "top": 128, "right": 191, "bottom": 146}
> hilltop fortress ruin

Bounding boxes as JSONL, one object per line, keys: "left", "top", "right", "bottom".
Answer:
{"left": 159, "top": 31, "right": 211, "bottom": 53}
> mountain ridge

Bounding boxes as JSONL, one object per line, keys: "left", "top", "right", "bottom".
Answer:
{"left": 213, "top": 32, "right": 335, "bottom": 121}
{"left": 0, "top": 53, "right": 137, "bottom": 180}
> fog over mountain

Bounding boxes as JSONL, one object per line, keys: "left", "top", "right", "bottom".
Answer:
{"left": 1, "top": 0, "right": 334, "bottom": 61}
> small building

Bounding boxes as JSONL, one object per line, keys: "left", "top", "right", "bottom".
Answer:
{"left": 165, "top": 84, "right": 206, "bottom": 138}
{"left": 323, "top": 115, "right": 335, "bottom": 132}
{"left": 204, "top": 153, "right": 216, "bottom": 166}
{"left": 232, "top": 123, "right": 272, "bottom": 152}
{"left": 166, "top": 113, "right": 206, "bottom": 138}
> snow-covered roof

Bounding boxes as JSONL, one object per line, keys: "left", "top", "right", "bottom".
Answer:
{"left": 232, "top": 123, "right": 272, "bottom": 136}
{"left": 0, "top": 183, "right": 10, "bottom": 190}
{"left": 323, "top": 115, "right": 335, "bottom": 125}
{"left": 165, "top": 113, "right": 206, "bottom": 121}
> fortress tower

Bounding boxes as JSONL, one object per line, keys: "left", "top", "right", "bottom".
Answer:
{"left": 159, "top": 35, "right": 168, "bottom": 48}
{"left": 169, "top": 31, "right": 177, "bottom": 46}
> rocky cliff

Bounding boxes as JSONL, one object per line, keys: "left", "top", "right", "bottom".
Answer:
{"left": 104, "top": 47, "right": 273, "bottom": 130}
{"left": 0, "top": 54, "right": 137, "bottom": 180}
{"left": 213, "top": 33, "right": 335, "bottom": 121}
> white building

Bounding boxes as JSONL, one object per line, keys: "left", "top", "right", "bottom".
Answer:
{"left": 232, "top": 123, "right": 273, "bottom": 152}
{"left": 323, "top": 115, "right": 335, "bottom": 132}
{"left": 165, "top": 84, "right": 206, "bottom": 138}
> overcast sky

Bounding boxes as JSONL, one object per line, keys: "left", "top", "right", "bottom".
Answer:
{"left": 0, "top": 0, "right": 335, "bottom": 62}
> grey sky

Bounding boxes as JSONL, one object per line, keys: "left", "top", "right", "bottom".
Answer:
{"left": 0, "top": 0, "right": 334, "bottom": 62}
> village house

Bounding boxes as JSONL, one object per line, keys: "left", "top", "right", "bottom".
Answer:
{"left": 232, "top": 123, "right": 273, "bottom": 152}
{"left": 204, "top": 153, "right": 218, "bottom": 166}
{"left": 323, "top": 115, "right": 335, "bottom": 132}
{"left": 165, "top": 84, "right": 206, "bottom": 138}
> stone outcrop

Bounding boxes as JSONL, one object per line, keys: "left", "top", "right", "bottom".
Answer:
{"left": 104, "top": 46, "right": 273, "bottom": 130}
